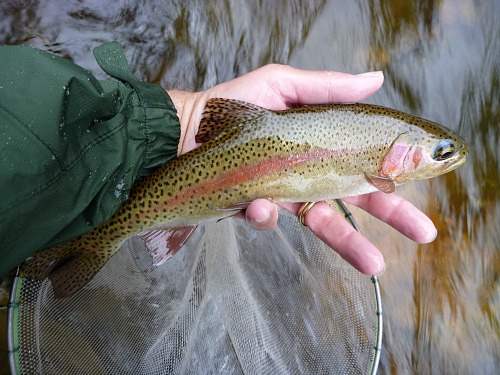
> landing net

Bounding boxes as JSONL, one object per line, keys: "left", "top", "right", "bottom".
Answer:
{"left": 9, "top": 205, "right": 382, "bottom": 374}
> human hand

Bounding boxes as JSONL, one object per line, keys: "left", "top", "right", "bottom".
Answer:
{"left": 168, "top": 64, "right": 437, "bottom": 276}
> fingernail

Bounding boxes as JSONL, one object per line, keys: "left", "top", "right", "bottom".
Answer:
{"left": 427, "top": 228, "right": 438, "bottom": 243}
{"left": 253, "top": 208, "right": 270, "bottom": 224}
{"left": 375, "top": 263, "right": 386, "bottom": 276}
{"left": 421, "top": 224, "right": 438, "bottom": 243}
{"left": 356, "top": 71, "right": 383, "bottom": 78}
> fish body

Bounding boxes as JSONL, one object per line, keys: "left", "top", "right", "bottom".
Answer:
{"left": 20, "top": 99, "right": 468, "bottom": 298}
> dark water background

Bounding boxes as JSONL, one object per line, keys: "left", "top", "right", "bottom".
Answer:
{"left": 1, "top": 0, "right": 498, "bottom": 373}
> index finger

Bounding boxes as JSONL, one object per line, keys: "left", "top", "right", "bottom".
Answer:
{"left": 343, "top": 192, "right": 437, "bottom": 243}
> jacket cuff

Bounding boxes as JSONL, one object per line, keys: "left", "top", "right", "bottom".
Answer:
{"left": 92, "top": 42, "right": 180, "bottom": 178}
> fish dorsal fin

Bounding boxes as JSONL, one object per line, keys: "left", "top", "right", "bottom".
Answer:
{"left": 195, "top": 98, "right": 267, "bottom": 143}
{"left": 137, "top": 225, "right": 197, "bottom": 266}
{"left": 364, "top": 173, "right": 396, "bottom": 194}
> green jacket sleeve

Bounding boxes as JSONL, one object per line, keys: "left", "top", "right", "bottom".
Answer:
{"left": 0, "top": 42, "right": 180, "bottom": 275}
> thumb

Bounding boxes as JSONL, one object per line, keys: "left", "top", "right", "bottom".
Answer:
{"left": 271, "top": 66, "right": 384, "bottom": 106}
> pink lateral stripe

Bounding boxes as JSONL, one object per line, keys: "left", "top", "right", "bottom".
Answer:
{"left": 164, "top": 147, "right": 352, "bottom": 208}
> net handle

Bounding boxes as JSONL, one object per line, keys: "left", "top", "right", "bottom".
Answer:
{"left": 7, "top": 268, "right": 22, "bottom": 375}
{"left": 335, "top": 199, "right": 383, "bottom": 375}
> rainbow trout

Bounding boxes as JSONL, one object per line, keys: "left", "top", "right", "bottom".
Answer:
{"left": 20, "top": 98, "right": 468, "bottom": 298}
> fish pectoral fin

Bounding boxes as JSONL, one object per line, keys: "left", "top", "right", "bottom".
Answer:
{"left": 195, "top": 98, "right": 267, "bottom": 143}
{"left": 364, "top": 173, "right": 396, "bottom": 194}
{"left": 137, "top": 225, "right": 197, "bottom": 266}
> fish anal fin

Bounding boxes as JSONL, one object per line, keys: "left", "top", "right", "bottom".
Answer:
{"left": 195, "top": 98, "right": 267, "bottom": 143}
{"left": 137, "top": 226, "right": 197, "bottom": 266}
{"left": 365, "top": 173, "right": 396, "bottom": 194}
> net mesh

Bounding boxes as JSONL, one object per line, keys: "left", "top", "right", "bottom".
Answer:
{"left": 9, "top": 210, "right": 380, "bottom": 374}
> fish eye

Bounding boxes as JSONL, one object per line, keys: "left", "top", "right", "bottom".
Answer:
{"left": 433, "top": 140, "right": 456, "bottom": 161}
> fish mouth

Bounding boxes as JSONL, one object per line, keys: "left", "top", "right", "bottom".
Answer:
{"left": 439, "top": 152, "right": 467, "bottom": 174}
